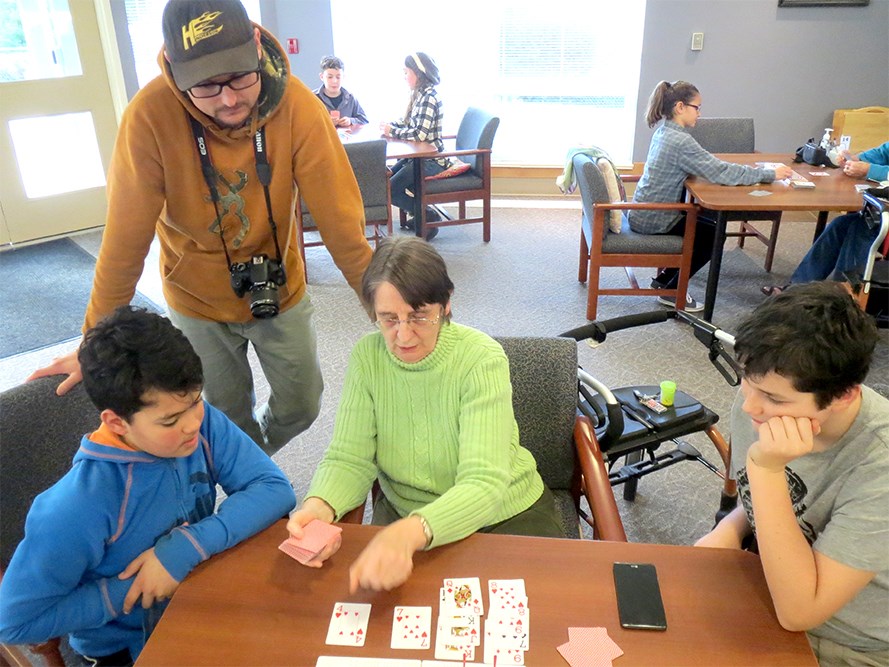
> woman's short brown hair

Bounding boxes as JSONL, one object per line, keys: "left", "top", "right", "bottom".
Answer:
{"left": 360, "top": 237, "right": 454, "bottom": 320}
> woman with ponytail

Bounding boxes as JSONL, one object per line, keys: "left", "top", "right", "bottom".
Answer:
{"left": 631, "top": 80, "right": 792, "bottom": 311}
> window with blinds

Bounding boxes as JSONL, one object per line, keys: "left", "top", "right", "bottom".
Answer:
{"left": 331, "top": 0, "right": 646, "bottom": 166}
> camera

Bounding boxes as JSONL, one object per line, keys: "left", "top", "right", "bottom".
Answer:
{"left": 229, "top": 254, "right": 287, "bottom": 319}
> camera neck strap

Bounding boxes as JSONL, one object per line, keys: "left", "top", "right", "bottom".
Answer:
{"left": 188, "top": 116, "right": 284, "bottom": 268}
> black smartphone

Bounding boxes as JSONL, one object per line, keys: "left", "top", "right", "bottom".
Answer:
{"left": 612, "top": 562, "right": 667, "bottom": 631}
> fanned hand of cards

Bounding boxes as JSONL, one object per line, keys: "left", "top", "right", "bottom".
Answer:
{"left": 557, "top": 627, "right": 623, "bottom": 667}
{"left": 278, "top": 519, "right": 342, "bottom": 565}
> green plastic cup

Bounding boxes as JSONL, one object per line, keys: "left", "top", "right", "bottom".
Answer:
{"left": 660, "top": 380, "right": 677, "bottom": 407}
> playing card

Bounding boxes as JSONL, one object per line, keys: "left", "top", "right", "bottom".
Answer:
{"left": 809, "top": 171, "right": 830, "bottom": 177}
{"left": 748, "top": 190, "right": 772, "bottom": 197}
{"left": 279, "top": 520, "right": 342, "bottom": 565}
{"left": 488, "top": 593, "right": 529, "bottom": 618}
{"left": 438, "top": 614, "right": 482, "bottom": 646}
{"left": 433, "top": 624, "right": 475, "bottom": 662}
{"left": 483, "top": 639, "right": 525, "bottom": 665}
{"left": 390, "top": 606, "right": 432, "bottom": 650}
{"left": 325, "top": 602, "right": 371, "bottom": 647}
{"left": 568, "top": 627, "right": 623, "bottom": 661}
{"left": 440, "top": 577, "right": 484, "bottom": 615}
{"left": 293, "top": 519, "right": 343, "bottom": 553}
{"left": 557, "top": 640, "right": 612, "bottom": 667}
{"left": 488, "top": 579, "right": 526, "bottom": 601}
{"left": 486, "top": 609, "right": 530, "bottom": 638}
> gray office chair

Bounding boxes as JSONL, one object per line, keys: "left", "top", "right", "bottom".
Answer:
{"left": 407, "top": 107, "right": 500, "bottom": 242}
{"left": 688, "top": 117, "right": 783, "bottom": 272}
{"left": 495, "top": 336, "right": 624, "bottom": 540}
{"left": 341, "top": 336, "right": 626, "bottom": 541}
{"left": 0, "top": 376, "right": 101, "bottom": 667}
{"left": 296, "top": 139, "right": 391, "bottom": 279}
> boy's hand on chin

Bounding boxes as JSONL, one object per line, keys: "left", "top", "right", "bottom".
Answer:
{"left": 748, "top": 416, "right": 820, "bottom": 472}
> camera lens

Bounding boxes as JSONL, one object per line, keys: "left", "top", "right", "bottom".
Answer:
{"left": 249, "top": 283, "right": 280, "bottom": 319}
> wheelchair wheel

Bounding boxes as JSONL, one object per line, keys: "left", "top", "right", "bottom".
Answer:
{"left": 622, "top": 450, "right": 643, "bottom": 501}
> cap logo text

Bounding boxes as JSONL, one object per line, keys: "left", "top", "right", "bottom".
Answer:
{"left": 181, "top": 11, "right": 224, "bottom": 51}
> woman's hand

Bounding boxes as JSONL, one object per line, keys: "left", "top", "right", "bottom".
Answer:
{"left": 379, "top": 122, "right": 392, "bottom": 138}
{"left": 843, "top": 159, "right": 870, "bottom": 179}
{"left": 348, "top": 516, "right": 427, "bottom": 593}
{"left": 287, "top": 498, "right": 340, "bottom": 568}
{"left": 773, "top": 165, "right": 793, "bottom": 180}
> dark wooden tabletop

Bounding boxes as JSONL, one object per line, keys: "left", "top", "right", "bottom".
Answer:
{"left": 136, "top": 521, "right": 816, "bottom": 666}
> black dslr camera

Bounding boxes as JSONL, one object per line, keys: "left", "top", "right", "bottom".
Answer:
{"left": 229, "top": 254, "right": 287, "bottom": 319}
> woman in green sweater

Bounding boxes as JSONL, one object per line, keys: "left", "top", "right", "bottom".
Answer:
{"left": 287, "top": 237, "right": 563, "bottom": 592}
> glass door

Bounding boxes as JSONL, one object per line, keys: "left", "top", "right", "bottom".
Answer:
{"left": 0, "top": 0, "right": 119, "bottom": 244}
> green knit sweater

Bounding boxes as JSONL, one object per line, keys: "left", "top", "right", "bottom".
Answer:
{"left": 307, "top": 322, "right": 544, "bottom": 547}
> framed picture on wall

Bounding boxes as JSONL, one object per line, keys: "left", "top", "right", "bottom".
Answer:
{"left": 778, "top": 0, "right": 868, "bottom": 6}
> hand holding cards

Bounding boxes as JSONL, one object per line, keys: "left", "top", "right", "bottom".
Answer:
{"left": 279, "top": 519, "right": 342, "bottom": 565}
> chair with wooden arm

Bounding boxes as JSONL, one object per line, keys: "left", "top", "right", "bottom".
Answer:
{"left": 574, "top": 152, "right": 698, "bottom": 321}
{"left": 405, "top": 107, "right": 500, "bottom": 242}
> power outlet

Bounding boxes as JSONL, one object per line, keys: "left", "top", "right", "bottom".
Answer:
{"left": 691, "top": 32, "right": 704, "bottom": 51}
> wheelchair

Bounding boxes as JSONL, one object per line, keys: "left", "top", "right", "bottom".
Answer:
{"left": 560, "top": 310, "right": 742, "bottom": 524}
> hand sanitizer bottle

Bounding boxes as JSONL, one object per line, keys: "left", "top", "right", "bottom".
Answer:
{"left": 820, "top": 128, "right": 833, "bottom": 149}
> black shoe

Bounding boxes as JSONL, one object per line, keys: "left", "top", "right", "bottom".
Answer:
{"left": 400, "top": 216, "right": 415, "bottom": 231}
{"left": 421, "top": 207, "right": 441, "bottom": 241}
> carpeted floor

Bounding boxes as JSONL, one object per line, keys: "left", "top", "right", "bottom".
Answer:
{"left": 0, "top": 238, "right": 162, "bottom": 358}
{"left": 2, "top": 202, "right": 886, "bottom": 546}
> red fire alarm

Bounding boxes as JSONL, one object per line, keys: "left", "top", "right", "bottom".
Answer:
{"left": 286, "top": 38, "right": 299, "bottom": 55}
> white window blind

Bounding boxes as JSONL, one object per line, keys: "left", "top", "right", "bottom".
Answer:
{"left": 331, "top": 0, "right": 646, "bottom": 165}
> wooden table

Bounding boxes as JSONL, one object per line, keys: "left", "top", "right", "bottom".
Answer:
{"left": 136, "top": 521, "right": 816, "bottom": 666}
{"left": 685, "top": 153, "right": 866, "bottom": 320}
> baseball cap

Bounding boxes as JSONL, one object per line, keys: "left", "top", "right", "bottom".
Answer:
{"left": 162, "top": 0, "right": 259, "bottom": 91}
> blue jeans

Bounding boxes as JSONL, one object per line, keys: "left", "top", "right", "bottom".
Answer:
{"left": 168, "top": 296, "right": 323, "bottom": 455}
{"left": 389, "top": 158, "right": 446, "bottom": 214}
{"left": 791, "top": 212, "right": 880, "bottom": 283}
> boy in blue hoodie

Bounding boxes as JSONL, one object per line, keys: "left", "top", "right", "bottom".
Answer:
{"left": 0, "top": 307, "right": 296, "bottom": 665}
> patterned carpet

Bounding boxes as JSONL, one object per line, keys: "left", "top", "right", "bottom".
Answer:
{"left": 3, "top": 202, "right": 886, "bottom": 545}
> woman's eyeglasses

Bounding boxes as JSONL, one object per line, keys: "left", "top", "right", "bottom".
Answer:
{"left": 189, "top": 71, "right": 260, "bottom": 99}
{"left": 686, "top": 103, "right": 702, "bottom": 112}
{"left": 375, "top": 313, "right": 442, "bottom": 331}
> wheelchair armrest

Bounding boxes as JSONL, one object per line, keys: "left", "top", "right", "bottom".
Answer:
{"left": 574, "top": 416, "right": 628, "bottom": 542}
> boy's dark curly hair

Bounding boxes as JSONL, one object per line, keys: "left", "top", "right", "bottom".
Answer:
{"left": 734, "top": 282, "right": 877, "bottom": 409}
{"left": 79, "top": 306, "right": 203, "bottom": 419}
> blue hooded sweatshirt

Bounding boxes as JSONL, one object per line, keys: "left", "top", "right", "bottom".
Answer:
{"left": 0, "top": 402, "right": 295, "bottom": 659}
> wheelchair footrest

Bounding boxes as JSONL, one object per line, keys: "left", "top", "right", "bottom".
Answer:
{"left": 609, "top": 439, "right": 702, "bottom": 486}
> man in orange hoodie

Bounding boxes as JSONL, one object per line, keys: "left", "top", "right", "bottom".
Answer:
{"left": 31, "top": 0, "right": 372, "bottom": 454}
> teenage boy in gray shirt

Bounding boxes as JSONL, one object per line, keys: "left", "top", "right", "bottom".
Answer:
{"left": 696, "top": 282, "right": 888, "bottom": 667}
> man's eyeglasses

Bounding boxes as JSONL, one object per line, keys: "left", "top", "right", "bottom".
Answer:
{"left": 188, "top": 71, "right": 260, "bottom": 99}
{"left": 375, "top": 312, "right": 442, "bottom": 331}
{"left": 686, "top": 103, "right": 702, "bottom": 112}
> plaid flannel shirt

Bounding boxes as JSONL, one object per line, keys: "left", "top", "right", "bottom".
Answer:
{"left": 390, "top": 86, "right": 449, "bottom": 167}
{"left": 629, "top": 120, "right": 776, "bottom": 234}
